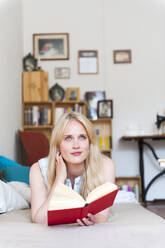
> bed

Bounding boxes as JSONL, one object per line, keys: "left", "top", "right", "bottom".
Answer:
{"left": 0, "top": 203, "right": 165, "bottom": 248}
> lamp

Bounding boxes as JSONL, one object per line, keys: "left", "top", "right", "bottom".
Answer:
{"left": 158, "top": 159, "right": 165, "bottom": 168}
{"left": 155, "top": 114, "right": 165, "bottom": 129}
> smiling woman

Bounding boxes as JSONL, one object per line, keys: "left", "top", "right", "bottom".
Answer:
{"left": 30, "top": 112, "right": 115, "bottom": 226}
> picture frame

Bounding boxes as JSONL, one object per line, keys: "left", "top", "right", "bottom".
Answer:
{"left": 23, "top": 53, "right": 37, "bottom": 71}
{"left": 55, "top": 67, "right": 70, "bottom": 79}
{"left": 78, "top": 50, "right": 98, "bottom": 74}
{"left": 49, "top": 83, "right": 65, "bottom": 102}
{"left": 33, "top": 33, "right": 69, "bottom": 60}
{"left": 97, "top": 100, "right": 113, "bottom": 118}
{"left": 84, "top": 91, "right": 105, "bottom": 120}
{"left": 66, "top": 88, "right": 80, "bottom": 102}
{"left": 113, "top": 50, "right": 132, "bottom": 64}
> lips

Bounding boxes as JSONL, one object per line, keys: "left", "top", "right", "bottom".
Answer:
{"left": 71, "top": 152, "right": 82, "bottom": 156}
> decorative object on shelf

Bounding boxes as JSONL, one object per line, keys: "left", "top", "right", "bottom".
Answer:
{"left": 55, "top": 67, "right": 70, "bottom": 79}
{"left": 66, "top": 88, "right": 80, "bottom": 102}
{"left": 49, "top": 83, "right": 65, "bottom": 101}
{"left": 23, "top": 53, "right": 37, "bottom": 71}
{"left": 97, "top": 100, "right": 113, "bottom": 118}
{"left": 33, "top": 33, "right": 69, "bottom": 60}
{"left": 113, "top": 49, "right": 132, "bottom": 64}
{"left": 78, "top": 50, "right": 98, "bottom": 74}
{"left": 84, "top": 91, "right": 105, "bottom": 120}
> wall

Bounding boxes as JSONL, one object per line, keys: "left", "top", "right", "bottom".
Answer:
{"left": 0, "top": 0, "right": 23, "bottom": 160}
{"left": 22, "top": 0, "right": 165, "bottom": 200}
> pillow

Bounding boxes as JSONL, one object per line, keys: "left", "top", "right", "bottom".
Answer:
{"left": 0, "top": 180, "right": 29, "bottom": 213}
{"left": 7, "top": 181, "right": 31, "bottom": 204}
{"left": 0, "top": 156, "right": 22, "bottom": 170}
{"left": 2, "top": 166, "right": 30, "bottom": 185}
{"left": 114, "top": 190, "right": 138, "bottom": 204}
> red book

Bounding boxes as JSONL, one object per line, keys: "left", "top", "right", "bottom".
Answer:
{"left": 48, "top": 182, "right": 118, "bottom": 226}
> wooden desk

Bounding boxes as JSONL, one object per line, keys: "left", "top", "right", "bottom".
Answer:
{"left": 121, "top": 135, "right": 165, "bottom": 204}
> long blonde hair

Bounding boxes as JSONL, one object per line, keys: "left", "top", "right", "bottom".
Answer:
{"left": 47, "top": 112, "right": 104, "bottom": 199}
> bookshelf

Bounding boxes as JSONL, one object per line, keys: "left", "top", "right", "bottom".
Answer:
{"left": 23, "top": 101, "right": 54, "bottom": 138}
{"left": 116, "top": 176, "right": 142, "bottom": 202}
{"left": 22, "top": 72, "right": 113, "bottom": 155}
{"left": 22, "top": 101, "right": 86, "bottom": 139}
{"left": 90, "top": 118, "right": 112, "bottom": 157}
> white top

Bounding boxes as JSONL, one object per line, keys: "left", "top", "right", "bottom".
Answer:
{"left": 38, "top": 157, "right": 82, "bottom": 194}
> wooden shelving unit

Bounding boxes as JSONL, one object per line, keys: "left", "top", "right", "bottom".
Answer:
{"left": 90, "top": 118, "right": 112, "bottom": 157}
{"left": 22, "top": 72, "right": 113, "bottom": 156}
{"left": 22, "top": 101, "right": 54, "bottom": 138}
{"left": 116, "top": 176, "right": 142, "bottom": 202}
{"left": 22, "top": 101, "right": 87, "bottom": 139}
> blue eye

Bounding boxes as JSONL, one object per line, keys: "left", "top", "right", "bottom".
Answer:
{"left": 65, "top": 136, "right": 72, "bottom": 141}
{"left": 80, "top": 135, "right": 86, "bottom": 140}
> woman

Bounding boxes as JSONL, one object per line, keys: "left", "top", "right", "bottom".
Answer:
{"left": 30, "top": 112, "right": 115, "bottom": 226}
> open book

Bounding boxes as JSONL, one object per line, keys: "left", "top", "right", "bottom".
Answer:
{"left": 48, "top": 182, "right": 118, "bottom": 225}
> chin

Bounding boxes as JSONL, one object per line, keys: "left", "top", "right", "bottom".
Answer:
{"left": 65, "top": 155, "right": 87, "bottom": 165}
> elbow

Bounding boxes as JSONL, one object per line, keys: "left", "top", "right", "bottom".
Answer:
{"left": 31, "top": 213, "right": 47, "bottom": 225}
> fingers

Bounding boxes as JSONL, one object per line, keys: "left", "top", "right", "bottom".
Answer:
{"left": 55, "top": 152, "right": 67, "bottom": 183}
{"left": 76, "top": 214, "right": 95, "bottom": 226}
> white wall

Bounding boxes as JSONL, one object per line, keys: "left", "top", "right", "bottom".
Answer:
{"left": 22, "top": 0, "right": 165, "bottom": 200}
{"left": 0, "top": 0, "right": 23, "bottom": 160}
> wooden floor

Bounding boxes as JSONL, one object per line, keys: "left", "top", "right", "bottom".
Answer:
{"left": 144, "top": 202, "right": 165, "bottom": 219}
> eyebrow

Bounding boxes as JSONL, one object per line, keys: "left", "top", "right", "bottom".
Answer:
{"left": 63, "top": 133, "right": 87, "bottom": 137}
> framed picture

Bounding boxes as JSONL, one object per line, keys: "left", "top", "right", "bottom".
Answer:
{"left": 23, "top": 53, "right": 37, "bottom": 71}
{"left": 113, "top": 50, "right": 132, "bottom": 64}
{"left": 55, "top": 67, "right": 70, "bottom": 79}
{"left": 33, "top": 33, "right": 69, "bottom": 60}
{"left": 49, "top": 83, "right": 65, "bottom": 101}
{"left": 66, "top": 88, "right": 80, "bottom": 102}
{"left": 98, "top": 100, "right": 113, "bottom": 118}
{"left": 84, "top": 91, "right": 105, "bottom": 120}
{"left": 78, "top": 50, "right": 98, "bottom": 74}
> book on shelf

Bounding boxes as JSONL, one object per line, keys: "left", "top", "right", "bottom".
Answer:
{"left": 32, "top": 106, "right": 39, "bottom": 125}
{"left": 40, "top": 107, "right": 48, "bottom": 125}
{"left": 24, "top": 107, "right": 51, "bottom": 126}
{"left": 48, "top": 182, "right": 118, "bottom": 226}
{"left": 99, "top": 136, "right": 111, "bottom": 150}
{"left": 55, "top": 104, "right": 83, "bottom": 123}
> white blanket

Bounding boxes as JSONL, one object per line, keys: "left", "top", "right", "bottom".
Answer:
{"left": 0, "top": 203, "right": 164, "bottom": 248}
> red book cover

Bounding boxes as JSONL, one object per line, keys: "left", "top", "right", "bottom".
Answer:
{"left": 48, "top": 188, "right": 118, "bottom": 226}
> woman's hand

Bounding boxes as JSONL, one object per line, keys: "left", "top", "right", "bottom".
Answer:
{"left": 76, "top": 213, "right": 96, "bottom": 226}
{"left": 55, "top": 152, "right": 67, "bottom": 184}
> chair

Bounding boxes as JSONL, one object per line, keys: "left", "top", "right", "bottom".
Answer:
{"left": 18, "top": 130, "right": 50, "bottom": 166}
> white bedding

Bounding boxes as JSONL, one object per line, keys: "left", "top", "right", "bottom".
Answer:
{"left": 0, "top": 204, "right": 164, "bottom": 248}
{"left": 0, "top": 180, "right": 165, "bottom": 248}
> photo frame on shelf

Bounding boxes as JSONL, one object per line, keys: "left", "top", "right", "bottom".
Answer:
{"left": 97, "top": 100, "right": 113, "bottom": 118}
{"left": 113, "top": 50, "right": 132, "bottom": 64}
{"left": 84, "top": 91, "right": 105, "bottom": 120}
{"left": 33, "top": 33, "right": 69, "bottom": 60}
{"left": 49, "top": 83, "right": 65, "bottom": 101}
{"left": 55, "top": 67, "right": 70, "bottom": 79}
{"left": 66, "top": 88, "right": 80, "bottom": 102}
{"left": 23, "top": 53, "right": 37, "bottom": 71}
{"left": 78, "top": 50, "right": 98, "bottom": 74}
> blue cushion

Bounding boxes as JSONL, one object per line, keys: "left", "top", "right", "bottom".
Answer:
{"left": 3, "top": 166, "right": 30, "bottom": 185}
{"left": 0, "top": 156, "right": 22, "bottom": 170}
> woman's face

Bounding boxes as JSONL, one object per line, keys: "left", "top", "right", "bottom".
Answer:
{"left": 59, "top": 120, "right": 89, "bottom": 166}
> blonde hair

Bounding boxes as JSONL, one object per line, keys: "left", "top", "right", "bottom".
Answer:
{"left": 47, "top": 112, "right": 104, "bottom": 199}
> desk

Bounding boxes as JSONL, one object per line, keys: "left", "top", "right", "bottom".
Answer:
{"left": 121, "top": 134, "right": 165, "bottom": 203}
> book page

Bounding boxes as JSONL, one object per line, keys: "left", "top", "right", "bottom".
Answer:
{"left": 86, "top": 182, "right": 118, "bottom": 204}
{"left": 48, "top": 183, "right": 85, "bottom": 210}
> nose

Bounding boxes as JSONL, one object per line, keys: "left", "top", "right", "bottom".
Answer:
{"left": 72, "top": 139, "right": 80, "bottom": 148}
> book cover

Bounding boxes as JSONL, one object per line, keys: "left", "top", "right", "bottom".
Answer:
{"left": 48, "top": 182, "right": 118, "bottom": 226}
